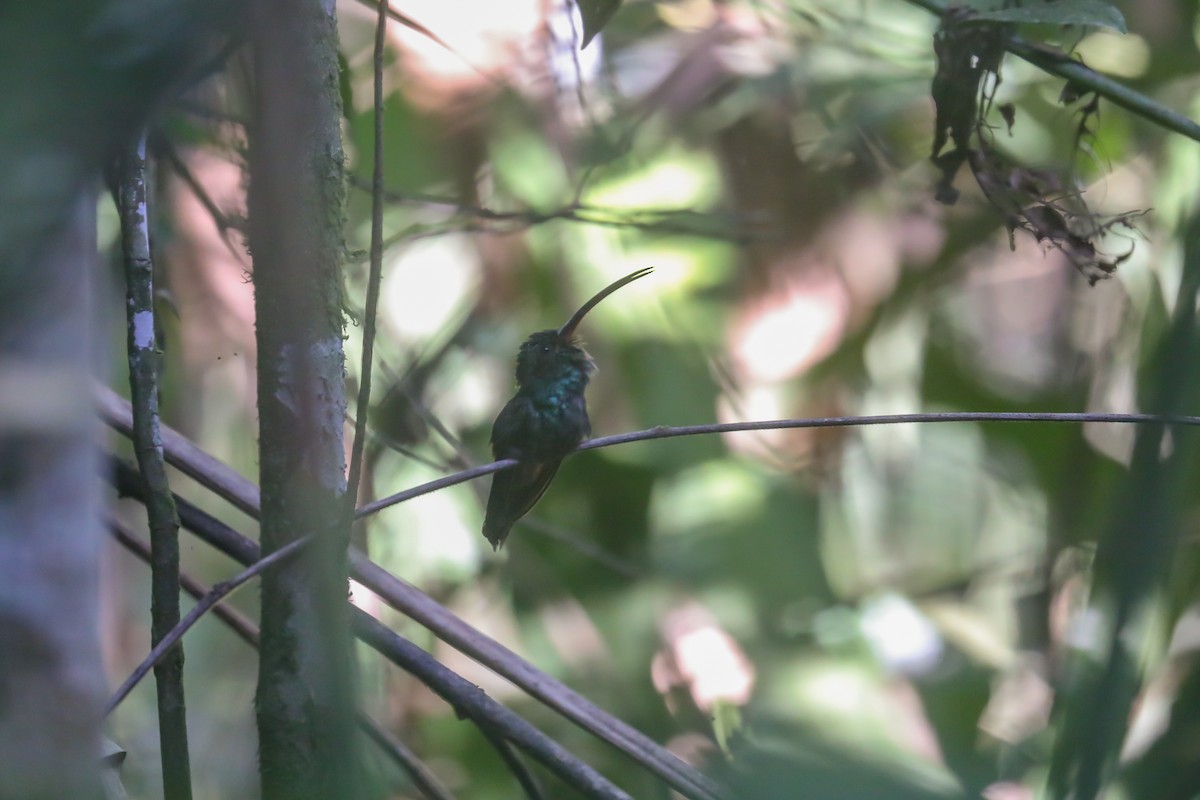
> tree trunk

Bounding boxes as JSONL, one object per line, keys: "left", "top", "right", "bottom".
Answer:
{"left": 247, "top": 0, "right": 363, "bottom": 797}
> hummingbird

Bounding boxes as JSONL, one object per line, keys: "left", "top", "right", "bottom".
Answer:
{"left": 482, "top": 267, "right": 653, "bottom": 549}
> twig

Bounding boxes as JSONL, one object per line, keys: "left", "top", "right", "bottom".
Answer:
{"left": 104, "top": 535, "right": 311, "bottom": 715}
{"left": 351, "top": 411, "right": 452, "bottom": 472}
{"left": 358, "top": 411, "right": 1200, "bottom": 517}
{"left": 902, "top": 0, "right": 1200, "bottom": 143}
{"left": 172, "top": 98, "right": 250, "bottom": 128}
{"left": 109, "top": 519, "right": 260, "bottom": 648}
{"left": 108, "top": 520, "right": 458, "bottom": 800}
{"left": 346, "top": 176, "right": 767, "bottom": 244}
{"left": 520, "top": 517, "right": 644, "bottom": 579}
{"left": 346, "top": 0, "right": 389, "bottom": 512}
{"left": 98, "top": 385, "right": 259, "bottom": 517}
{"left": 480, "top": 727, "right": 547, "bottom": 800}
{"left": 359, "top": 719, "right": 459, "bottom": 800}
{"left": 151, "top": 133, "right": 246, "bottom": 263}
{"left": 116, "top": 131, "right": 193, "bottom": 800}
{"left": 111, "top": 461, "right": 635, "bottom": 800}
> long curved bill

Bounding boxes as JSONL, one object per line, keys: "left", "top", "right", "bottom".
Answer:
{"left": 557, "top": 266, "right": 654, "bottom": 338}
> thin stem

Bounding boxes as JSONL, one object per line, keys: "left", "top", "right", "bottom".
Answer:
{"left": 105, "top": 536, "right": 311, "bottom": 715}
{"left": 359, "top": 719, "right": 459, "bottom": 800}
{"left": 480, "top": 727, "right": 547, "bottom": 800}
{"left": 117, "top": 130, "right": 192, "bottom": 800}
{"left": 346, "top": 0, "right": 389, "bottom": 512}
{"left": 357, "top": 411, "right": 1200, "bottom": 518}
{"left": 347, "top": 177, "right": 764, "bottom": 245}
{"left": 352, "top": 0, "right": 502, "bottom": 84}
{"left": 152, "top": 133, "right": 245, "bottom": 262}
{"left": 109, "top": 519, "right": 260, "bottom": 648}
{"left": 902, "top": 0, "right": 1200, "bottom": 143}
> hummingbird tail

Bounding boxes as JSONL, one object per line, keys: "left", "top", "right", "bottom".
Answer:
{"left": 482, "top": 520, "right": 510, "bottom": 551}
{"left": 482, "top": 459, "right": 562, "bottom": 549}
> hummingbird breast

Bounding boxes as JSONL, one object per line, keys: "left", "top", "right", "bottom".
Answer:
{"left": 490, "top": 386, "right": 591, "bottom": 462}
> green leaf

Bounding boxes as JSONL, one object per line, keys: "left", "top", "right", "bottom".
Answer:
{"left": 712, "top": 700, "right": 743, "bottom": 757}
{"left": 971, "top": 1, "right": 1127, "bottom": 34}
{"left": 575, "top": 0, "right": 622, "bottom": 48}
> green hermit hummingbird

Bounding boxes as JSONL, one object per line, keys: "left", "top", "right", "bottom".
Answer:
{"left": 482, "top": 267, "right": 653, "bottom": 549}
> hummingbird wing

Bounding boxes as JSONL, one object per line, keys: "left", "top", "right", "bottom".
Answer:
{"left": 482, "top": 459, "right": 562, "bottom": 550}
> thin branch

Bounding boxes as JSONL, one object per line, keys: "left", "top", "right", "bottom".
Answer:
{"left": 98, "top": 385, "right": 260, "bottom": 518}
{"left": 350, "top": 410, "right": 452, "bottom": 472}
{"left": 112, "top": 461, "right": 635, "bottom": 800}
{"left": 903, "top": 0, "right": 1200, "bottom": 143}
{"left": 171, "top": 98, "right": 250, "bottom": 129}
{"left": 104, "top": 534, "right": 311, "bottom": 715}
{"left": 116, "top": 131, "right": 193, "bottom": 800}
{"left": 481, "top": 727, "right": 547, "bottom": 800}
{"left": 344, "top": 553, "right": 727, "bottom": 800}
{"left": 346, "top": 0, "right": 389, "bottom": 512}
{"left": 346, "top": 176, "right": 768, "bottom": 244}
{"left": 359, "top": 719, "right": 459, "bottom": 800}
{"left": 520, "top": 516, "right": 644, "bottom": 579}
{"left": 109, "top": 519, "right": 260, "bottom": 648}
{"left": 357, "top": 459, "right": 512, "bottom": 517}
{"left": 151, "top": 133, "right": 246, "bottom": 263}
{"left": 358, "top": 411, "right": 1200, "bottom": 518}
{"left": 108, "top": 520, "right": 458, "bottom": 800}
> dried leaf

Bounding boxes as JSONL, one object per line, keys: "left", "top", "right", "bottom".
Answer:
{"left": 930, "top": 8, "right": 1009, "bottom": 203}
{"left": 926, "top": 5, "right": 1142, "bottom": 281}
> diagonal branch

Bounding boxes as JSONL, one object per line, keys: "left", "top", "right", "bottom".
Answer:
{"left": 480, "top": 727, "right": 547, "bottom": 800}
{"left": 346, "top": 0, "right": 389, "bottom": 511}
{"left": 151, "top": 133, "right": 246, "bottom": 263}
{"left": 348, "top": 0, "right": 502, "bottom": 84}
{"left": 104, "top": 533, "right": 310, "bottom": 715}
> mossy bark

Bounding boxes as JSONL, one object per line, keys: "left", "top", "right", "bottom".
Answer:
{"left": 247, "top": 1, "right": 362, "bottom": 797}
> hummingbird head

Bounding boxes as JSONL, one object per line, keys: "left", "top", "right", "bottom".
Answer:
{"left": 512, "top": 267, "right": 653, "bottom": 392}
{"left": 514, "top": 329, "right": 595, "bottom": 389}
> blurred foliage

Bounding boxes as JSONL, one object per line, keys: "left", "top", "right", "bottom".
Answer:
{"left": 101, "top": 0, "right": 1200, "bottom": 798}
